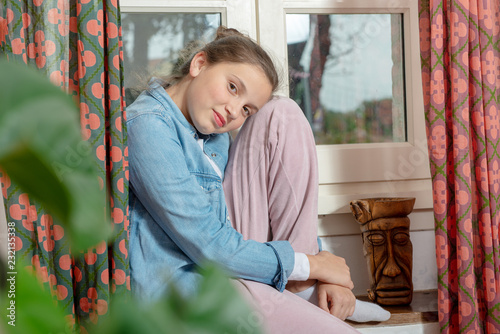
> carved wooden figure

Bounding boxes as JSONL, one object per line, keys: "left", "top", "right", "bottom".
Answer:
{"left": 350, "top": 197, "right": 416, "bottom": 306}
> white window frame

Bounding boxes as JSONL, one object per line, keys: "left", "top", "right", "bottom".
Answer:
{"left": 257, "top": 0, "right": 432, "bottom": 217}
{"left": 120, "top": 0, "right": 257, "bottom": 40}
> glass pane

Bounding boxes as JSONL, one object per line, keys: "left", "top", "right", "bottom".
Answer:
{"left": 122, "top": 13, "right": 221, "bottom": 106}
{"left": 286, "top": 14, "right": 406, "bottom": 145}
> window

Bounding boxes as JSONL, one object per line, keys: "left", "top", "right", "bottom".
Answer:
{"left": 122, "top": 12, "right": 220, "bottom": 105}
{"left": 120, "top": 0, "right": 432, "bottom": 217}
{"left": 256, "top": 0, "right": 430, "bottom": 216}
{"left": 286, "top": 13, "right": 406, "bottom": 145}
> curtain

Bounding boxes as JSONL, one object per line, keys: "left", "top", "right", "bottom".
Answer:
{"left": 419, "top": 0, "right": 500, "bottom": 332}
{"left": 0, "top": 0, "right": 129, "bottom": 330}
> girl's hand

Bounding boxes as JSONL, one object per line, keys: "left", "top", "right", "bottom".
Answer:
{"left": 307, "top": 251, "right": 354, "bottom": 289}
{"left": 317, "top": 282, "right": 356, "bottom": 320}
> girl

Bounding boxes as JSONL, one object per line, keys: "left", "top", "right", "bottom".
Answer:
{"left": 127, "top": 26, "right": 383, "bottom": 332}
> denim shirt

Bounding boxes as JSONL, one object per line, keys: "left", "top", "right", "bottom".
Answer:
{"left": 127, "top": 80, "right": 295, "bottom": 301}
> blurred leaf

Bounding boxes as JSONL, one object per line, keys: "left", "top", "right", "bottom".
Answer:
{"left": 94, "top": 264, "right": 262, "bottom": 334}
{"left": 184, "top": 265, "right": 260, "bottom": 333}
{"left": 0, "top": 59, "right": 110, "bottom": 250}
{"left": 1, "top": 266, "right": 68, "bottom": 334}
{"left": 162, "top": 265, "right": 261, "bottom": 334}
{"left": 0, "top": 141, "right": 71, "bottom": 221}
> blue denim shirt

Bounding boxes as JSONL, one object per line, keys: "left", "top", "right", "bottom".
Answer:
{"left": 127, "top": 80, "right": 295, "bottom": 301}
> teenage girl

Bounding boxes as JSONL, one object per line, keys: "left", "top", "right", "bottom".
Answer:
{"left": 127, "top": 26, "right": 386, "bottom": 333}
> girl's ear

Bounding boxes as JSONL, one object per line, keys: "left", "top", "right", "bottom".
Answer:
{"left": 189, "top": 52, "right": 208, "bottom": 77}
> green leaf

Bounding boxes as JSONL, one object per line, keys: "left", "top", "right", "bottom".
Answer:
{"left": 96, "top": 293, "right": 195, "bottom": 334}
{"left": 0, "top": 142, "right": 71, "bottom": 222}
{"left": 184, "top": 265, "right": 262, "bottom": 334}
{"left": 158, "top": 265, "right": 262, "bottom": 334}
{"left": 94, "top": 265, "right": 263, "bottom": 334}
{"left": 0, "top": 59, "right": 110, "bottom": 250}
{"left": 1, "top": 266, "right": 69, "bottom": 334}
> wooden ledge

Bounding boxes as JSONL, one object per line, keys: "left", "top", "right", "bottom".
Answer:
{"left": 348, "top": 290, "right": 438, "bottom": 328}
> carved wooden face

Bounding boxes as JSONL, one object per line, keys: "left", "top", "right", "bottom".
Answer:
{"left": 361, "top": 217, "right": 413, "bottom": 305}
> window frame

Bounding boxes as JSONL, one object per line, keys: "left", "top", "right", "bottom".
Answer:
{"left": 257, "top": 0, "right": 431, "bottom": 215}
{"left": 120, "top": 0, "right": 257, "bottom": 39}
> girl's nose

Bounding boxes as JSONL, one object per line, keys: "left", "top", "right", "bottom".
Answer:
{"left": 225, "top": 103, "right": 239, "bottom": 120}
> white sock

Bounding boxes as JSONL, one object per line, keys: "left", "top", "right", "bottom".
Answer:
{"left": 346, "top": 299, "right": 391, "bottom": 323}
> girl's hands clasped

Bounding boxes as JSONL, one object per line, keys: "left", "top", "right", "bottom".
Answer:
{"left": 307, "top": 251, "right": 354, "bottom": 289}
{"left": 317, "top": 282, "right": 356, "bottom": 320}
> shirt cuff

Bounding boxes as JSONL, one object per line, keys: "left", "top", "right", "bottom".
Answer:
{"left": 288, "top": 252, "right": 310, "bottom": 281}
{"left": 266, "top": 240, "right": 295, "bottom": 292}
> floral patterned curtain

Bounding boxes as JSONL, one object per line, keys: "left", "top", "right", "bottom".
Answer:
{"left": 0, "top": 0, "right": 129, "bottom": 330}
{"left": 419, "top": 0, "right": 500, "bottom": 332}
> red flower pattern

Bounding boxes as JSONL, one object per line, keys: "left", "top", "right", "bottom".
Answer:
{"left": 27, "top": 30, "right": 56, "bottom": 68}
{"left": 9, "top": 193, "right": 37, "bottom": 231}
{"left": 91, "top": 72, "right": 106, "bottom": 109}
{"left": 48, "top": 274, "right": 69, "bottom": 300}
{"left": 0, "top": 8, "right": 14, "bottom": 44}
{"left": 77, "top": 40, "right": 96, "bottom": 79}
{"left": 84, "top": 241, "right": 107, "bottom": 265}
{"left": 11, "top": 14, "right": 31, "bottom": 63}
{"left": 48, "top": 0, "right": 69, "bottom": 36}
{"left": 86, "top": 10, "right": 105, "bottom": 48}
{"left": 80, "top": 102, "right": 100, "bottom": 141}
{"left": 101, "top": 258, "right": 126, "bottom": 293}
{"left": 30, "top": 255, "right": 49, "bottom": 283}
{"left": 37, "top": 214, "right": 64, "bottom": 252}
{"left": 112, "top": 207, "right": 123, "bottom": 224}
{"left": 79, "top": 288, "right": 108, "bottom": 324}
{"left": 119, "top": 238, "right": 128, "bottom": 259}
{"left": 49, "top": 59, "right": 69, "bottom": 90}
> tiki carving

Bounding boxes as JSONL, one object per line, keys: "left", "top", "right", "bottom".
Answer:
{"left": 350, "top": 197, "right": 415, "bottom": 306}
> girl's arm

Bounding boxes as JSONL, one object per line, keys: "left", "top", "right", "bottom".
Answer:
{"left": 128, "top": 113, "right": 295, "bottom": 291}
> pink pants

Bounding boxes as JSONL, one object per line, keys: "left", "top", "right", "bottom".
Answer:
{"left": 223, "top": 97, "right": 359, "bottom": 333}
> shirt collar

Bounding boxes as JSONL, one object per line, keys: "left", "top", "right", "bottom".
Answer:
{"left": 147, "top": 78, "right": 218, "bottom": 138}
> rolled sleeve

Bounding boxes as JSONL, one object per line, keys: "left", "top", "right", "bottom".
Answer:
{"left": 265, "top": 240, "right": 296, "bottom": 291}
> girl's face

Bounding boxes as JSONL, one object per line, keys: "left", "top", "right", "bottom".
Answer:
{"left": 184, "top": 52, "right": 273, "bottom": 135}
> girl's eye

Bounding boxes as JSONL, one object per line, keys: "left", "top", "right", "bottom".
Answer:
{"left": 243, "top": 106, "right": 250, "bottom": 116}
{"left": 229, "top": 82, "right": 237, "bottom": 93}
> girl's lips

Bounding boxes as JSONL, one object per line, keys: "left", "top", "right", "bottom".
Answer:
{"left": 213, "top": 110, "right": 226, "bottom": 127}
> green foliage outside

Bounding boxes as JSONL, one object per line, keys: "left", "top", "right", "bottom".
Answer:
{"left": 0, "top": 59, "right": 260, "bottom": 334}
{"left": 315, "top": 98, "right": 399, "bottom": 145}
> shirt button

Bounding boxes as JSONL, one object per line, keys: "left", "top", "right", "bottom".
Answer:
{"left": 211, "top": 153, "right": 216, "bottom": 157}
